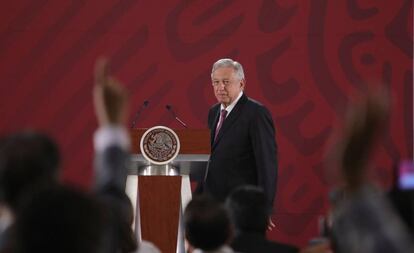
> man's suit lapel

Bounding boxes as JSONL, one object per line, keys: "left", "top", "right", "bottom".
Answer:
{"left": 212, "top": 94, "right": 248, "bottom": 151}
{"left": 210, "top": 106, "right": 220, "bottom": 147}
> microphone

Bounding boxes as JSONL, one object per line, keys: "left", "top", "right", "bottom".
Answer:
{"left": 165, "top": 104, "right": 188, "bottom": 128}
{"left": 130, "top": 100, "right": 149, "bottom": 128}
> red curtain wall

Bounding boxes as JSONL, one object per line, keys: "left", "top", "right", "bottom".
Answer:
{"left": 0, "top": 0, "right": 412, "bottom": 247}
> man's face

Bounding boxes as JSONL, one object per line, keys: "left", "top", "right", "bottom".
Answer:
{"left": 211, "top": 67, "right": 245, "bottom": 108}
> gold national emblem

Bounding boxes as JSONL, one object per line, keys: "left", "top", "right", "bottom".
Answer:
{"left": 140, "top": 126, "right": 180, "bottom": 165}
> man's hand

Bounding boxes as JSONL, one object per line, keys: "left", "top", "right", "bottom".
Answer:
{"left": 93, "top": 58, "right": 128, "bottom": 126}
{"left": 267, "top": 217, "right": 276, "bottom": 231}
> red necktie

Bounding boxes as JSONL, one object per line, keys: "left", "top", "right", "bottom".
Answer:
{"left": 214, "top": 109, "right": 227, "bottom": 142}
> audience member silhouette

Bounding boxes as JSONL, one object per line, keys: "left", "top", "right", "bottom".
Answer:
{"left": 226, "top": 185, "right": 298, "bottom": 253}
{"left": 184, "top": 195, "right": 236, "bottom": 253}
{"left": 327, "top": 91, "right": 414, "bottom": 253}
{"left": 388, "top": 187, "right": 414, "bottom": 238}
{"left": 12, "top": 186, "right": 104, "bottom": 253}
{"left": 0, "top": 131, "right": 60, "bottom": 251}
{"left": 387, "top": 161, "right": 414, "bottom": 238}
{"left": 92, "top": 58, "right": 160, "bottom": 253}
{"left": 0, "top": 131, "right": 60, "bottom": 212}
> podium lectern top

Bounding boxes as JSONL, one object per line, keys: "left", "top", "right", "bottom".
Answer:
{"left": 130, "top": 128, "right": 210, "bottom": 155}
{"left": 129, "top": 129, "right": 210, "bottom": 180}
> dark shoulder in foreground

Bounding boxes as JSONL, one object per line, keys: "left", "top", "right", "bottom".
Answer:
{"left": 231, "top": 232, "right": 299, "bottom": 253}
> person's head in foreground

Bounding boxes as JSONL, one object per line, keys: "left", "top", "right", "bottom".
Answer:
{"left": 184, "top": 195, "right": 233, "bottom": 252}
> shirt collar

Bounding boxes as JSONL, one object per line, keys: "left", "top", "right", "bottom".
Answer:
{"left": 220, "top": 91, "right": 243, "bottom": 117}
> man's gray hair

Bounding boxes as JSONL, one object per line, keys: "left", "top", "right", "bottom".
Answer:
{"left": 211, "top": 58, "right": 245, "bottom": 80}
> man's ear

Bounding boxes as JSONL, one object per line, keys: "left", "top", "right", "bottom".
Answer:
{"left": 240, "top": 78, "right": 246, "bottom": 90}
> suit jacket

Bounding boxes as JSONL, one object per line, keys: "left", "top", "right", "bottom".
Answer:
{"left": 231, "top": 232, "right": 298, "bottom": 253}
{"left": 205, "top": 94, "right": 277, "bottom": 211}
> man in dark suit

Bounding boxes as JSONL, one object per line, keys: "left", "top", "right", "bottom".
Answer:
{"left": 204, "top": 58, "right": 278, "bottom": 215}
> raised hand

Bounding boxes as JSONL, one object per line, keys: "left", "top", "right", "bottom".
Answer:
{"left": 93, "top": 58, "right": 128, "bottom": 126}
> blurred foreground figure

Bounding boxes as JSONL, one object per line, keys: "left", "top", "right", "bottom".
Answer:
{"left": 0, "top": 131, "right": 60, "bottom": 251}
{"left": 327, "top": 90, "right": 414, "bottom": 253}
{"left": 226, "top": 185, "right": 331, "bottom": 253}
{"left": 0, "top": 131, "right": 60, "bottom": 212}
{"left": 13, "top": 186, "right": 104, "bottom": 253}
{"left": 93, "top": 58, "right": 160, "bottom": 253}
{"left": 226, "top": 185, "right": 298, "bottom": 253}
{"left": 184, "top": 195, "right": 235, "bottom": 253}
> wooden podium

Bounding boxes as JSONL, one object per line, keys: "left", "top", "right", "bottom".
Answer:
{"left": 126, "top": 129, "right": 210, "bottom": 253}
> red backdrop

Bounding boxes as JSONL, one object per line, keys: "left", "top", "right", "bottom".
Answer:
{"left": 0, "top": 0, "right": 412, "bottom": 247}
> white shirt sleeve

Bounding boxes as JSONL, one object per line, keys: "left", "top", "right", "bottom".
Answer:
{"left": 93, "top": 125, "right": 130, "bottom": 152}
